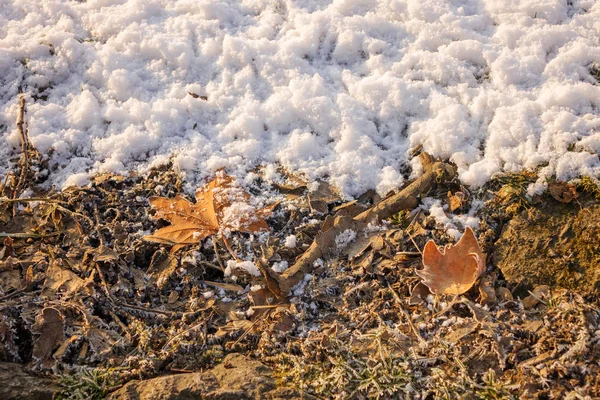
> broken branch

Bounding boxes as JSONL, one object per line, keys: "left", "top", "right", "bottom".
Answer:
{"left": 279, "top": 158, "right": 456, "bottom": 294}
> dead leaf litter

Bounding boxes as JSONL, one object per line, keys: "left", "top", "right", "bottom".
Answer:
{"left": 0, "top": 157, "right": 599, "bottom": 399}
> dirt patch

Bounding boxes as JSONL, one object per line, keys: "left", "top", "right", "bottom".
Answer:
{"left": 495, "top": 202, "right": 600, "bottom": 293}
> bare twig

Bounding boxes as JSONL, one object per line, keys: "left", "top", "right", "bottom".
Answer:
{"left": 221, "top": 235, "right": 241, "bottom": 261}
{"left": 0, "top": 232, "right": 59, "bottom": 239}
{"left": 0, "top": 197, "right": 65, "bottom": 204}
{"left": 280, "top": 158, "right": 456, "bottom": 293}
{"left": 212, "top": 239, "right": 225, "bottom": 271}
{"left": 162, "top": 310, "right": 214, "bottom": 350}
{"left": 13, "top": 95, "right": 30, "bottom": 200}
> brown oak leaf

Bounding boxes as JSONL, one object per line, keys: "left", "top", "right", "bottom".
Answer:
{"left": 416, "top": 227, "right": 485, "bottom": 295}
{"left": 144, "top": 173, "right": 276, "bottom": 251}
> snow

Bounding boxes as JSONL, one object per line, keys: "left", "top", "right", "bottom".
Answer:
{"left": 335, "top": 229, "right": 356, "bottom": 248}
{"left": 284, "top": 234, "right": 297, "bottom": 248}
{"left": 420, "top": 197, "right": 481, "bottom": 240}
{"left": 224, "top": 260, "right": 261, "bottom": 277}
{"left": 271, "top": 260, "right": 289, "bottom": 273}
{"left": 1, "top": 0, "right": 599, "bottom": 196}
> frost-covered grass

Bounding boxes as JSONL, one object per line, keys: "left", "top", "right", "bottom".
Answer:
{"left": 1, "top": 0, "right": 599, "bottom": 197}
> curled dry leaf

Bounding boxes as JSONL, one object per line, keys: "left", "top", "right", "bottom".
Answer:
{"left": 548, "top": 181, "right": 578, "bottom": 203}
{"left": 32, "top": 307, "right": 64, "bottom": 368}
{"left": 144, "top": 173, "right": 277, "bottom": 251}
{"left": 416, "top": 227, "right": 485, "bottom": 295}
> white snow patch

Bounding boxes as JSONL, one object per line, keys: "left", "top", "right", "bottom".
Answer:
{"left": 271, "top": 260, "right": 288, "bottom": 273}
{"left": 335, "top": 229, "right": 356, "bottom": 249}
{"left": 284, "top": 234, "right": 297, "bottom": 248}
{"left": 224, "top": 260, "right": 261, "bottom": 277}
{"left": 1, "top": 0, "right": 599, "bottom": 194}
{"left": 420, "top": 197, "right": 482, "bottom": 240}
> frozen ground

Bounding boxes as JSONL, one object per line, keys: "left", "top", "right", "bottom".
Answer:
{"left": 1, "top": 0, "right": 599, "bottom": 197}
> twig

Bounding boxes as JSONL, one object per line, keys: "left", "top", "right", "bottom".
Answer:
{"left": 0, "top": 288, "right": 26, "bottom": 302}
{"left": 212, "top": 239, "right": 225, "bottom": 271}
{"left": 280, "top": 158, "right": 456, "bottom": 293}
{"left": 231, "top": 311, "right": 268, "bottom": 347}
{"left": 354, "top": 160, "right": 455, "bottom": 222}
{"left": 162, "top": 310, "right": 214, "bottom": 350}
{"left": 0, "top": 232, "right": 59, "bottom": 239}
{"left": 93, "top": 204, "right": 105, "bottom": 247}
{"left": 221, "top": 235, "right": 241, "bottom": 262}
{"left": 0, "top": 197, "right": 65, "bottom": 204}
{"left": 197, "top": 260, "right": 224, "bottom": 273}
{"left": 95, "top": 263, "right": 113, "bottom": 299}
{"left": 13, "top": 95, "right": 30, "bottom": 200}
{"left": 406, "top": 230, "right": 422, "bottom": 256}
{"left": 387, "top": 283, "right": 427, "bottom": 346}
{"left": 115, "top": 300, "right": 185, "bottom": 318}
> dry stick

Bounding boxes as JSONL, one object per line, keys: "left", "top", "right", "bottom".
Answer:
{"left": 162, "top": 310, "right": 214, "bottom": 350}
{"left": 13, "top": 95, "right": 29, "bottom": 200}
{"left": 1, "top": 173, "right": 12, "bottom": 198}
{"left": 387, "top": 283, "right": 427, "bottom": 346}
{"left": 231, "top": 311, "right": 269, "bottom": 347}
{"left": 279, "top": 160, "right": 456, "bottom": 293}
{"left": 212, "top": 239, "right": 225, "bottom": 271}
{"left": 221, "top": 234, "right": 241, "bottom": 261}
{"left": 0, "top": 197, "right": 65, "bottom": 204}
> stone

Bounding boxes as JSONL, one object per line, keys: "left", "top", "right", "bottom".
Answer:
{"left": 108, "top": 353, "right": 313, "bottom": 400}
{"left": 0, "top": 362, "right": 58, "bottom": 400}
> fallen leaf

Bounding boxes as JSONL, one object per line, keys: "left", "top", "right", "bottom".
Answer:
{"left": 522, "top": 285, "right": 550, "bottom": 309}
{"left": 32, "top": 307, "right": 64, "bottom": 368}
{"left": 447, "top": 191, "right": 466, "bottom": 212}
{"left": 53, "top": 335, "right": 80, "bottom": 359}
{"left": 496, "top": 287, "right": 514, "bottom": 302}
{"left": 0, "top": 237, "right": 14, "bottom": 260}
{"left": 445, "top": 321, "right": 479, "bottom": 343}
{"left": 203, "top": 280, "right": 245, "bottom": 292}
{"left": 86, "top": 327, "right": 122, "bottom": 359}
{"left": 478, "top": 275, "right": 496, "bottom": 305}
{"left": 308, "top": 181, "right": 340, "bottom": 214}
{"left": 42, "top": 261, "right": 89, "bottom": 298}
{"left": 144, "top": 173, "right": 277, "bottom": 250}
{"left": 408, "top": 281, "right": 431, "bottom": 305}
{"left": 548, "top": 181, "right": 578, "bottom": 203}
{"left": 416, "top": 227, "right": 485, "bottom": 295}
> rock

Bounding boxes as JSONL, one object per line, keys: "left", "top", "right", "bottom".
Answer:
{"left": 494, "top": 204, "right": 600, "bottom": 293}
{"left": 0, "top": 362, "right": 58, "bottom": 400}
{"left": 108, "top": 353, "right": 312, "bottom": 400}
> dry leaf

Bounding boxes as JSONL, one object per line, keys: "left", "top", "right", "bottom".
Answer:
{"left": 42, "top": 262, "right": 88, "bottom": 298}
{"left": 548, "top": 181, "right": 578, "bottom": 203}
{"left": 408, "top": 281, "right": 431, "bottom": 305}
{"left": 32, "top": 307, "right": 64, "bottom": 368}
{"left": 416, "top": 227, "right": 485, "bottom": 295}
{"left": 0, "top": 237, "right": 14, "bottom": 260}
{"left": 144, "top": 173, "right": 277, "bottom": 250}
{"left": 203, "top": 280, "right": 244, "bottom": 292}
{"left": 447, "top": 191, "right": 466, "bottom": 212}
{"left": 308, "top": 181, "right": 340, "bottom": 214}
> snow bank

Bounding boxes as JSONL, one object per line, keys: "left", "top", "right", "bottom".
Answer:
{"left": 1, "top": 0, "right": 599, "bottom": 195}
